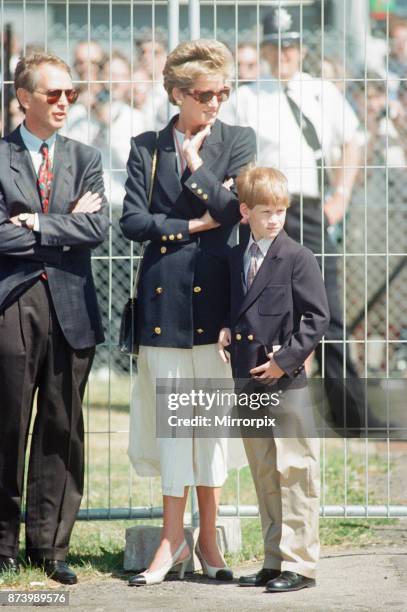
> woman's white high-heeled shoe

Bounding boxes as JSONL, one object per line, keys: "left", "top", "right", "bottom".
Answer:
{"left": 128, "top": 540, "right": 191, "bottom": 586}
{"left": 195, "top": 541, "right": 233, "bottom": 581}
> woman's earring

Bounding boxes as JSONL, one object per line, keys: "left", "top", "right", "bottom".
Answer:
{"left": 176, "top": 100, "right": 182, "bottom": 107}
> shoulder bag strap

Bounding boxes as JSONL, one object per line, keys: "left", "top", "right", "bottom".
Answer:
{"left": 132, "top": 133, "right": 158, "bottom": 298}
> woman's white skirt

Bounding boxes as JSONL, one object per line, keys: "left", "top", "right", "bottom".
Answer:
{"left": 128, "top": 344, "right": 247, "bottom": 497}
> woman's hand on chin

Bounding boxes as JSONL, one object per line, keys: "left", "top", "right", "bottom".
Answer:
{"left": 183, "top": 124, "right": 211, "bottom": 172}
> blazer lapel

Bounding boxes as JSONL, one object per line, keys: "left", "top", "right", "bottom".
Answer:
{"left": 237, "top": 230, "right": 287, "bottom": 319}
{"left": 199, "top": 119, "right": 225, "bottom": 169}
{"left": 230, "top": 242, "right": 247, "bottom": 302}
{"left": 48, "top": 134, "right": 73, "bottom": 213}
{"left": 156, "top": 119, "right": 183, "bottom": 204}
{"left": 9, "top": 128, "right": 42, "bottom": 213}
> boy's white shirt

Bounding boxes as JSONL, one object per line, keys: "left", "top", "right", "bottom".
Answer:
{"left": 243, "top": 233, "right": 281, "bottom": 355}
{"left": 243, "top": 233, "right": 274, "bottom": 280}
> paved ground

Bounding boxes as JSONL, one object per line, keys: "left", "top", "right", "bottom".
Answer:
{"left": 5, "top": 545, "right": 406, "bottom": 612}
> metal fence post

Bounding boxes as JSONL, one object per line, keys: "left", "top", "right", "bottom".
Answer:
{"left": 168, "top": 0, "right": 180, "bottom": 52}
{"left": 188, "top": 0, "right": 200, "bottom": 530}
{"left": 167, "top": 0, "right": 180, "bottom": 122}
{"left": 189, "top": 0, "right": 200, "bottom": 41}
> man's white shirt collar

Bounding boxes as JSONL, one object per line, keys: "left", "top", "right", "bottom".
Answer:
{"left": 20, "top": 122, "right": 56, "bottom": 155}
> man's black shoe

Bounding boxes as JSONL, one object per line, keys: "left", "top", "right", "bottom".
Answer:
{"left": 0, "top": 555, "right": 19, "bottom": 573}
{"left": 32, "top": 560, "right": 77, "bottom": 585}
{"left": 239, "top": 568, "right": 281, "bottom": 587}
{"left": 266, "top": 570, "right": 315, "bottom": 592}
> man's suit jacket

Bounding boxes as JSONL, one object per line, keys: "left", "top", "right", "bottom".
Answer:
{"left": 0, "top": 127, "right": 110, "bottom": 349}
{"left": 228, "top": 229, "right": 330, "bottom": 386}
{"left": 120, "top": 117, "right": 256, "bottom": 348}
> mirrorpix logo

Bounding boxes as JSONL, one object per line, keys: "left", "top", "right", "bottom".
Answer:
{"left": 273, "top": 7, "right": 293, "bottom": 32}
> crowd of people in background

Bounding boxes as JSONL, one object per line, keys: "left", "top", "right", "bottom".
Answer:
{"left": 2, "top": 19, "right": 407, "bottom": 208}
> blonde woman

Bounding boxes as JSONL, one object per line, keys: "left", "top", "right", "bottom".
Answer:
{"left": 120, "top": 39, "right": 256, "bottom": 586}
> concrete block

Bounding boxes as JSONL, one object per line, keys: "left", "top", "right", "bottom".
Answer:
{"left": 124, "top": 518, "right": 242, "bottom": 572}
{"left": 216, "top": 517, "right": 242, "bottom": 554}
{"left": 124, "top": 525, "right": 196, "bottom": 572}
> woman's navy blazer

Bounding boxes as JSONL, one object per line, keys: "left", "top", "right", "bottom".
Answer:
{"left": 120, "top": 116, "right": 256, "bottom": 348}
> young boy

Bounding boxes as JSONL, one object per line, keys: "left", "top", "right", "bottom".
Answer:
{"left": 218, "top": 166, "right": 330, "bottom": 593}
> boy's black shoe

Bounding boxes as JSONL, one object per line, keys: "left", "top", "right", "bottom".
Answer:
{"left": 31, "top": 559, "right": 77, "bottom": 585}
{"left": 239, "top": 568, "right": 281, "bottom": 587}
{"left": 266, "top": 571, "right": 315, "bottom": 592}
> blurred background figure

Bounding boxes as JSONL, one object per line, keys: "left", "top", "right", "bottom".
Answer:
{"left": 66, "top": 49, "right": 144, "bottom": 207}
{"left": 393, "top": 79, "right": 407, "bottom": 153}
{"left": 104, "top": 50, "right": 132, "bottom": 103}
{"left": 72, "top": 40, "right": 105, "bottom": 108}
{"left": 347, "top": 72, "right": 407, "bottom": 377}
{"left": 137, "top": 35, "right": 167, "bottom": 83}
{"left": 0, "top": 29, "right": 34, "bottom": 133}
{"left": 95, "top": 51, "right": 145, "bottom": 171}
{"left": 0, "top": 27, "right": 24, "bottom": 131}
{"left": 135, "top": 32, "right": 169, "bottom": 129}
{"left": 132, "top": 67, "right": 149, "bottom": 109}
{"left": 236, "top": 42, "right": 259, "bottom": 85}
{"left": 5, "top": 28, "right": 21, "bottom": 74}
{"left": 321, "top": 55, "right": 346, "bottom": 94}
{"left": 389, "top": 18, "right": 407, "bottom": 80}
{"left": 74, "top": 40, "right": 105, "bottom": 84}
{"left": 8, "top": 96, "right": 24, "bottom": 131}
{"left": 66, "top": 40, "right": 105, "bottom": 141}
{"left": 352, "top": 73, "right": 406, "bottom": 172}
{"left": 131, "top": 66, "right": 157, "bottom": 131}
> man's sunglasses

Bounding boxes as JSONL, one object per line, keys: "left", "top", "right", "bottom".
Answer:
{"left": 34, "top": 88, "right": 79, "bottom": 104}
{"left": 185, "top": 87, "right": 230, "bottom": 104}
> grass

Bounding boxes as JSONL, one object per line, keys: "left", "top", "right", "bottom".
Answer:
{"left": 1, "top": 516, "right": 398, "bottom": 589}
{"left": 1, "top": 375, "right": 403, "bottom": 588}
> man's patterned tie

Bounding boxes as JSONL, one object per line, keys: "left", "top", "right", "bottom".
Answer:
{"left": 246, "top": 242, "right": 261, "bottom": 290}
{"left": 38, "top": 143, "right": 53, "bottom": 280}
{"left": 37, "top": 142, "right": 53, "bottom": 214}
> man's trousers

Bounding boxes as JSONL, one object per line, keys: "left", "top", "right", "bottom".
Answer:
{"left": 0, "top": 279, "right": 94, "bottom": 560}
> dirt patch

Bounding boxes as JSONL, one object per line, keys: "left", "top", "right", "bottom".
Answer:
{"left": 13, "top": 545, "right": 406, "bottom": 612}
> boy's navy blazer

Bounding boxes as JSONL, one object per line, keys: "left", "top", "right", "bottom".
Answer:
{"left": 228, "top": 229, "right": 330, "bottom": 383}
{"left": 120, "top": 117, "right": 256, "bottom": 348}
{"left": 0, "top": 127, "right": 109, "bottom": 349}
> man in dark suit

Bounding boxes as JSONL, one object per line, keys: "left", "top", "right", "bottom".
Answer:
{"left": 0, "top": 53, "right": 109, "bottom": 584}
{"left": 218, "top": 167, "right": 330, "bottom": 592}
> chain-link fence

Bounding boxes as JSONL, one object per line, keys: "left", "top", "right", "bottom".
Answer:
{"left": 1, "top": 1, "right": 406, "bottom": 520}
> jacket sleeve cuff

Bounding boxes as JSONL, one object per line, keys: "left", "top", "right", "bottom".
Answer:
{"left": 184, "top": 166, "right": 239, "bottom": 225}
{"left": 156, "top": 219, "right": 190, "bottom": 244}
{"left": 273, "top": 351, "right": 298, "bottom": 379}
